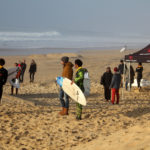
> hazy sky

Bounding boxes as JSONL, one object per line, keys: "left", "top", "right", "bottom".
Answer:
{"left": 0, "top": 0, "right": 150, "bottom": 36}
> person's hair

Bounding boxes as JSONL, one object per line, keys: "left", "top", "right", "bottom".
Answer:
{"left": 139, "top": 62, "right": 142, "bottom": 65}
{"left": 106, "top": 67, "right": 111, "bottom": 72}
{"left": 32, "top": 59, "right": 36, "bottom": 64}
{"left": 61, "top": 56, "right": 69, "bottom": 63}
{"left": 120, "top": 60, "right": 123, "bottom": 63}
{"left": 0, "top": 58, "right": 5, "bottom": 66}
{"left": 75, "top": 59, "right": 83, "bottom": 67}
{"left": 106, "top": 67, "right": 111, "bottom": 70}
{"left": 15, "top": 63, "right": 18, "bottom": 66}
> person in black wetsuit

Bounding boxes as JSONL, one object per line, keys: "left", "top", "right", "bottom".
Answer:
{"left": 101, "top": 67, "right": 113, "bottom": 101}
{"left": 20, "top": 60, "right": 27, "bottom": 83}
{"left": 29, "top": 60, "right": 37, "bottom": 82}
{"left": 136, "top": 62, "right": 143, "bottom": 88}
{"left": 0, "top": 58, "right": 8, "bottom": 103}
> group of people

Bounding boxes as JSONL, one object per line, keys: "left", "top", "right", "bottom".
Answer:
{"left": 11, "top": 59, "right": 37, "bottom": 95}
{"left": 101, "top": 60, "right": 143, "bottom": 104}
{"left": 59, "top": 56, "right": 85, "bottom": 120}
{"left": 0, "top": 58, "right": 37, "bottom": 99}
{"left": 0, "top": 56, "right": 144, "bottom": 120}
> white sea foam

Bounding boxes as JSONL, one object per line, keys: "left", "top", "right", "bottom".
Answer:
{"left": 0, "top": 31, "right": 61, "bottom": 41}
{"left": 0, "top": 30, "right": 149, "bottom": 49}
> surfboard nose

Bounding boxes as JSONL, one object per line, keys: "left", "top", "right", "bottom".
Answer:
{"left": 56, "top": 77, "right": 63, "bottom": 87}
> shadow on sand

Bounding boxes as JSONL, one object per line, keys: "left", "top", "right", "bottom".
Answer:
{"left": 16, "top": 93, "right": 59, "bottom": 107}
{"left": 124, "top": 107, "right": 150, "bottom": 118}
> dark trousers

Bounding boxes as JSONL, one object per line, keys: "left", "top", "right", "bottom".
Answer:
{"left": 59, "top": 88, "right": 69, "bottom": 108}
{"left": 30, "top": 72, "right": 35, "bottom": 82}
{"left": 20, "top": 71, "right": 25, "bottom": 82}
{"left": 137, "top": 78, "right": 141, "bottom": 88}
{"left": 104, "top": 87, "right": 111, "bottom": 100}
{"left": 11, "top": 86, "right": 18, "bottom": 95}
{"left": 0, "top": 85, "right": 3, "bottom": 101}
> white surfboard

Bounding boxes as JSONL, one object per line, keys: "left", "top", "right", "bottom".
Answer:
{"left": 7, "top": 67, "right": 20, "bottom": 88}
{"left": 57, "top": 77, "right": 87, "bottom": 106}
{"left": 7, "top": 67, "right": 18, "bottom": 82}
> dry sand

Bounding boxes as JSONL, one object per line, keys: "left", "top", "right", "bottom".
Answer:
{"left": 0, "top": 50, "right": 150, "bottom": 150}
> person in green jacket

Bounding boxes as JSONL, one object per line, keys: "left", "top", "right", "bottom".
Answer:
{"left": 73, "top": 59, "right": 85, "bottom": 120}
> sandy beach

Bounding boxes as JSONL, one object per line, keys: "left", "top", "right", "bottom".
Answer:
{"left": 0, "top": 50, "right": 150, "bottom": 150}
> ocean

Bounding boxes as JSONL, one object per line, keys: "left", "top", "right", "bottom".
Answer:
{"left": 0, "top": 31, "right": 149, "bottom": 56}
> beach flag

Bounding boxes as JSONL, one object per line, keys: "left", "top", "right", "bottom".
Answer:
{"left": 120, "top": 46, "right": 127, "bottom": 53}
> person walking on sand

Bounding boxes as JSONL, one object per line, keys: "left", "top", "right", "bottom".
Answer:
{"left": 59, "top": 56, "right": 73, "bottom": 115}
{"left": 20, "top": 60, "right": 27, "bottom": 83}
{"left": 11, "top": 63, "right": 21, "bottom": 95}
{"left": 136, "top": 62, "right": 143, "bottom": 89}
{"left": 110, "top": 67, "right": 121, "bottom": 105}
{"left": 0, "top": 58, "right": 8, "bottom": 104}
{"left": 101, "top": 67, "right": 113, "bottom": 102}
{"left": 29, "top": 60, "right": 37, "bottom": 82}
{"left": 72, "top": 59, "right": 85, "bottom": 120}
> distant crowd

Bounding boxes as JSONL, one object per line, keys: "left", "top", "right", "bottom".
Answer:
{"left": 0, "top": 58, "right": 37, "bottom": 99}
{"left": 0, "top": 57, "right": 144, "bottom": 120}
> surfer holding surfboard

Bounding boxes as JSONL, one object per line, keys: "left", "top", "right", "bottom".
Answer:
{"left": 11, "top": 63, "right": 22, "bottom": 95}
{"left": 59, "top": 56, "right": 73, "bottom": 115}
{"left": 0, "top": 58, "right": 8, "bottom": 104}
{"left": 72, "top": 59, "right": 85, "bottom": 120}
{"left": 57, "top": 58, "right": 87, "bottom": 120}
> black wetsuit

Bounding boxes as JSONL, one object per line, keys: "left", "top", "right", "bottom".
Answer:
{"left": 29, "top": 63, "right": 36, "bottom": 82}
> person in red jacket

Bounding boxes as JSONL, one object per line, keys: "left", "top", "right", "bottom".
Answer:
{"left": 11, "top": 63, "right": 21, "bottom": 95}
{"left": 110, "top": 67, "right": 121, "bottom": 104}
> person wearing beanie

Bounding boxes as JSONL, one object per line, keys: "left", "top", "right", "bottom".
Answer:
{"left": 59, "top": 56, "right": 73, "bottom": 115}
{"left": 100, "top": 67, "right": 113, "bottom": 101}
{"left": 0, "top": 58, "right": 8, "bottom": 104}
{"left": 136, "top": 62, "right": 143, "bottom": 88}
{"left": 110, "top": 67, "right": 121, "bottom": 104}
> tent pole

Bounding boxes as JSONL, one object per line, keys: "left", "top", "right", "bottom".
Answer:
{"left": 129, "top": 62, "right": 131, "bottom": 91}
{"left": 122, "top": 61, "right": 126, "bottom": 100}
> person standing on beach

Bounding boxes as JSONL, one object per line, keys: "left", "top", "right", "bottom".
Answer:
{"left": 101, "top": 67, "right": 113, "bottom": 101}
{"left": 0, "top": 58, "right": 8, "bottom": 104}
{"left": 136, "top": 62, "right": 143, "bottom": 89}
{"left": 118, "top": 60, "right": 127, "bottom": 87}
{"left": 59, "top": 56, "right": 73, "bottom": 115}
{"left": 29, "top": 60, "right": 37, "bottom": 82}
{"left": 20, "top": 60, "right": 27, "bottom": 83}
{"left": 110, "top": 67, "right": 121, "bottom": 105}
{"left": 11, "top": 63, "right": 21, "bottom": 95}
{"left": 125, "top": 65, "right": 135, "bottom": 90}
{"left": 72, "top": 59, "right": 84, "bottom": 120}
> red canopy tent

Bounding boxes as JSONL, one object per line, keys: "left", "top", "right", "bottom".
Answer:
{"left": 122, "top": 44, "right": 150, "bottom": 93}
{"left": 125, "top": 44, "right": 150, "bottom": 63}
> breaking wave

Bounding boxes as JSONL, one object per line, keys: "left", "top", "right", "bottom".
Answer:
{"left": 0, "top": 31, "right": 61, "bottom": 41}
